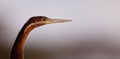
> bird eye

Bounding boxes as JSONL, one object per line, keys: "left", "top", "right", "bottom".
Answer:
{"left": 41, "top": 18, "right": 46, "bottom": 21}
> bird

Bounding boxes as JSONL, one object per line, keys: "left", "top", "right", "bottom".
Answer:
{"left": 10, "top": 16, "right": 71, "bottom": 59}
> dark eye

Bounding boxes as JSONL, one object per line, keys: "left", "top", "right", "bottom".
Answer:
{"left": 41, "top": 18, "right": 46, "bottom": 21}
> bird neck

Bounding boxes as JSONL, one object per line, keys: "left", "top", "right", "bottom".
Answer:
{"left": 10, "top": 22, "right": 36, "bottom": 59}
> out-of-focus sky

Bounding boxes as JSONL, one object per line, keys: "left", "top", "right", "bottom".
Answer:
{"left": 0, "top": 0, "right": 120, "bottom": 59}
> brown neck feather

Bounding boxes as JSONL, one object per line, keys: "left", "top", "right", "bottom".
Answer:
{"left": 10, "top": 21, "right": 36, "bottom": 59}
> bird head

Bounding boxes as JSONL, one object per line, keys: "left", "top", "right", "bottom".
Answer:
{"left": 27, "top": 16, "right": 72, "bottom": 27}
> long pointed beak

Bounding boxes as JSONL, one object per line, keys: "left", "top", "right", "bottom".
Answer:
{"left": 45, "top": 18, "right": 72, "bottom": 24}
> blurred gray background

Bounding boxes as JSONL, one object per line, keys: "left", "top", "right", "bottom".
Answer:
{"left": 0, "top": 0, "right": 120, "bottom": 59}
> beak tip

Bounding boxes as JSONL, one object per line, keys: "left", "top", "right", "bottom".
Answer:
{"left": 47, "top": 19, "right": 72, "bottom": 24}
{"left": 56, "top": 20, "right": 72, "bottom": 23}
